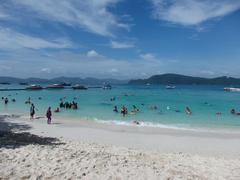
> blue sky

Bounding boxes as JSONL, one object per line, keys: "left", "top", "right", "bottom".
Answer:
{"left": 0, "top": 0, "right": 240, "bottom": 79}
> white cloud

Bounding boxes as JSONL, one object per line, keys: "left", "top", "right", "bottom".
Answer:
{"left": 40, "top": 68, "right": 51, "bottom": 73}
{"left": 86, "top": 50, "right": 101, "bottom": 57}
{"left": 7, "top": 0, "right": 128, "bottom": 36}
{"left": 140, "top": 53, "right": 156, "bottom": 61}
{"left": 150, "top": 0, "right": 240, "bottom": 26}
{"left": 110, "top": 40, "right": 134, "bottom": 49}
{"left": 0, "top": 49, "right": 165, "bottom": 79}
{"left": 0, "top": 28, "right": 73, "bottom": 50}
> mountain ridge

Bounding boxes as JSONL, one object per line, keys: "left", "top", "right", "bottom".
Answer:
{"left": 0, "top": 76, "right": 128, "bottom": 85}
{"left": 128, "top": 73, "right": 240, "bottom": 85}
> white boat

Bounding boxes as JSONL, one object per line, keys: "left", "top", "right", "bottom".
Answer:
{"left": 102, "top": 84, "right": 112, "bottom": 90}
{"left": 166, "top": 85, "right": 176, "bottom": 89}
{"left": 224, "top": 87, "right": 240, "bottom": 92}
{"left": 26, "top": 84, "right": 43, "bottom": 90}
{"left": 72, "top": 84, "right": 88, "bottom": 90}
{"left": 46, "top": 84, "right": 64, "bottom": 89}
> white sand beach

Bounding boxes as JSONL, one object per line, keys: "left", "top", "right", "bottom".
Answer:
{"left": 1, "top": 114, "right": 240, "bottom": 179}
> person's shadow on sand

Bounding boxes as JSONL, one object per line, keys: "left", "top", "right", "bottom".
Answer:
{"left": 0, "top": 115, "right": 64, "bottom": 149}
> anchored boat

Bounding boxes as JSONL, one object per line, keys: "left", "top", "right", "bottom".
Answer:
{"left": 26, "top": 84, "right": 43, "bottom": 90}
{"left": 165, "top": 85, "right": 176, "bottom": 89}
{"left": 102, "top": 84, "right": 112, "bottom": 90}
{"left": 72, "top": 84, "right": 88, "bottom": 90}
{"left": 224, "top": 87, "right": 240, "bottom": 92}
{"left": 46, "top": 84, "right": 64, "bottom": 89}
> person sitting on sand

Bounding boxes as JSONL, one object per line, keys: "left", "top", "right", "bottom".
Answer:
{"left": 113, "top": 105, "right": 118, "bottom": 113}
{"left": 30, "top": 103, "right": 36, "bottom": 119}
{"left": 54, "top": 107, "right": 60, "bottom": 113}
{"left": 46, "top": 107, "right": 52, "bottom": 124}
{"left": 185, "top": 107, "right": 192, "bottom": 115}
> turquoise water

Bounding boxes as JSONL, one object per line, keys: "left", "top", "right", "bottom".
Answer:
{"left": 1, "top": 84, "right": 240, "bottom": 129}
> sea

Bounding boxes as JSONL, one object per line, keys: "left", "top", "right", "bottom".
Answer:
{"left": 1, "top": 84, "right": 240, "bottom": 130}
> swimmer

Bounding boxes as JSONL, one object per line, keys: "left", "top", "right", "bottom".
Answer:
{"left": 132, "top": 105, "right": 139, "bottom": 113}
{"left": 113, "top": 106, "right": 118, "bottom": 113}
{"left": 230, "top": 109, "right": 236, "bottom": 114}
{"left": 149, "top": 105, "right": 157, "bottom": 110}
{"left": 133, "top": 120, "right": 140, "bottom": 125}
{"left": 54, "top": 107, "right": 60, "bottom": 113}
{"left": 185, "top": 106, "right": 192, "bottom": 115}
{"left": 110, "top": 97, "right": 116, "bottom": 101}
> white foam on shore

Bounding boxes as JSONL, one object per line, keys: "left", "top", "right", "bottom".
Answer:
{"left": 94, "top": 118, "right": 240, "bottom": 134}
{"left": 2, "top": 112, "right": 240, "bottom": 135}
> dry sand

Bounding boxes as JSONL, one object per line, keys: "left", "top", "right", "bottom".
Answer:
{"left": 1, "top": 114, "right": 240, "bottom": 179}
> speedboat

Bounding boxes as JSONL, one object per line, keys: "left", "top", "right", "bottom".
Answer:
{"left": 26, "top": 84, "right": 43, "bottom": 90}
{"left": 166, "top": 85, "right": 176, "bottom": 89}
{"left": 46, "top": 84, "right": 64, "bottom": 89}
{"left": 102, "top": 84, "right": 112, "bottom": 90}
{"left": 224, "top": 87, "right": 240, "bottom": 92}
{"left": 72, "top": 84, "right": 88, "bottom": 90}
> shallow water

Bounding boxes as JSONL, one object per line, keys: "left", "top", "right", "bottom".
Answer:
{"left": 1, "top": 84, "right": 240, "bottom": 130}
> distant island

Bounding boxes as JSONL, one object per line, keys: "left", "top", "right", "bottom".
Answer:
{"left": 129, "top": 74, "right": 240, "bottom": 85}
{"left": 1, "top": 74, "right": 240, "bottom": 86}
{"left": 0, "top": 76, "right": 128, "bottom": 85}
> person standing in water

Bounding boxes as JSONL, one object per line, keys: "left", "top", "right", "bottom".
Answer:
{"left": 30, "top": 103, "right": 36, "bottom": 119}
{"left": 4, "top": 97, "right": 8, "bottom": 105}
{"left": 46, "top": 107, "right": 52, "bottom": 124}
